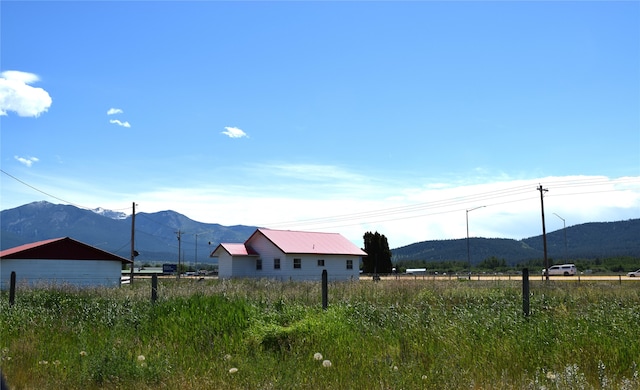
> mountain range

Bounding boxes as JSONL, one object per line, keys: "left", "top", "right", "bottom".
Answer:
{"left": 1, "top": 201, "right": 638, "bottom": 266}
{"left": 392, "top": 218, "right": 640, "bottom": 264}
{"left": 0, "top": 201, "right": 256, "bottom": 265}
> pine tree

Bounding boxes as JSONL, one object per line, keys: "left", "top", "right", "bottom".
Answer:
{"left": 362, "top": 231, "right": 393, "bottom": 274}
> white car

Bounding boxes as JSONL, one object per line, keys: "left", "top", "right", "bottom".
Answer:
{"left": 542, "top": 264, "right": 577, "bottom": 276}
{"left": 628, "top": 269, "right": 640, "bottom": 277}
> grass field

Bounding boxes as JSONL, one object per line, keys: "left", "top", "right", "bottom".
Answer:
{"left": 1, "top": 278, "right": 639, "bottom": 389}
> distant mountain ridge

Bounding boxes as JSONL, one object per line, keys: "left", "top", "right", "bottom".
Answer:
{"left": 1, "top": 201, "right": 638, "bottom": 265}
{"left": 0, "top": 201, "right": 258, "bottom": 264}
{"left": 392, "top": 219, "right": 640, "bottom": 264}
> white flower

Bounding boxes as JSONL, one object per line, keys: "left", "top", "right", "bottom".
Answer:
{"left": 229, "top": 367, "right": 238, "bottom": 374}
{"left": 421, "top": 374, "right": 428, "bottom": 380}
{"left": 322, "top": 360, "right": 332, "bottom": 368}
{"left": 224, "top": 354, "right": 232, "bottom": 361}
{"left": 313, "top": 352, "right": 323, "bottom": 361}
{"left": 79, "top": 351, "right": 87, "bottom": 357}
{"left": 392, "top": 365, "right": 398, "bottom": 371}
{"left": 137, "top": 355, "right": 146, "bottom": 362}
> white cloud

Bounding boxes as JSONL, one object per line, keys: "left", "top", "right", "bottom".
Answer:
{"left": 109, "top": 119, "right": 131, "bottom": 128}
{"left": 107, "top": 108, "right": 123, "bottom": 115}
{"left": 1, "top": 167, "right": 637, "bottom": 249}
{"left": 222, "top": 126, "right": 248, "bottom": 138}
{"left": 14, "top": 156, "right": 39, "bottom": 167}
{"left": 116, "top": 174, "right": 639, "bottom": 248}
{"left": 0, "top": 70, "right": 52, "bottom": 117}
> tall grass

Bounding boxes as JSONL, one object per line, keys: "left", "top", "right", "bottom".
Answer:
{"left": 1, "top": 279, "right": 639, "bottom": 389}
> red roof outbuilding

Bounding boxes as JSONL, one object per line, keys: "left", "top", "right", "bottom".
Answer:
{"left": 0, "top": 237, "right": 131, "bottom": 263}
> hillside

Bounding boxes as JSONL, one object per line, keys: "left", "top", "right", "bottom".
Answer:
{"left": 0, "top": 201, "right": 258, "bottom": 264}
{"left": 391, "top": 218, "right": 640, "bottom": 264}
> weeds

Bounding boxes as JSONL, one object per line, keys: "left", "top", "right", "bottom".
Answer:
{"left": 1, "top": 279, "right": 638, "bottom": 389}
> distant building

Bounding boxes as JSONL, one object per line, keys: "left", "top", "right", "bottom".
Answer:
{"left": 0, "top": 237, "right": 131, "bottom": 289}
{"left": 211, "top": 228, "right": 366, "bottom": 281}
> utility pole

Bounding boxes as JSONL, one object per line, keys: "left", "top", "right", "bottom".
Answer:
{"left": 176, "top": 230, "right": 182, "bottom": 279}
{"left": 538, "top": 185, "right": 550, "bottom": 281}
{"left": 129, "top": 202, "right": 136, "bottom": 284}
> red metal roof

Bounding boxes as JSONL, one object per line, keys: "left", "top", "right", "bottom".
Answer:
{"left": 214, "top": 243, "right": 259, "bottom": 256}
{"left": 0, "top": 237, "right": 132, "bottom": 263}
{"left": 250, "top": 228, "right": 367, "bottom": 256}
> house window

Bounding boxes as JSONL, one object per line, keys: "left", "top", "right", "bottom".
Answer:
{"left": 256, "top": 259, "right": 262, "bottom": 270}
{"left": 294, "top": 258, "right": 301, "bottom": 269}
{"left": 346, "top": 259, "right": 353, "bottom": 270}
{"left": 317, "top": 259, "right": 325, "bottom": 267}
{"left": 274, "top": 258, "right": 280, "bottom": 269}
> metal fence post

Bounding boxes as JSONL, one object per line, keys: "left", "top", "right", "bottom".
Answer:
{"left": 9, "top": 271, "right": 16, "bottom": 307}
{"left": 522, "top": 268, "right": 530, "bottom": 317}
{"left": 321, "top": 270, "right": 328, "bottom": 310}
{"left": 151, "top": 274, "right": 158, "bottom": 303}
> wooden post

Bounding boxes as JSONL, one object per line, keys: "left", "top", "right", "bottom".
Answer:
{"left": 151, "top": 274, "right": 158, "bottom": 303}
{"left": 522, "top": 268, "right": 530, "bottom": 317}
{"left": 9, "top": 271, "right": 16, "bottom": 307}
{"left": 321, "top": 270, "right": 328, "bottom": 310}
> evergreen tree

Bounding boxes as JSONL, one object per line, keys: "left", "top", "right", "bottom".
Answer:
{"left": 362, "top": 231, "right": 393, "bottom": 273}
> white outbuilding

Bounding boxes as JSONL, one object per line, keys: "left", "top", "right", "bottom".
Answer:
{"left": 211, "top": 228, "right": 367, "bottom": 281}
{"left": 0, "top": 237, "right": 132, "bottom": 289}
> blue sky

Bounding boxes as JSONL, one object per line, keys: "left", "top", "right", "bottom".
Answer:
{"left": 1, "top": 1, "right": 639, "bottom": 248}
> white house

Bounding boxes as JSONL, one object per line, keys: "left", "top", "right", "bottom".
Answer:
{"left": 0, "top": 237, "right": 132, "bottom": 289}
{"left": 211, "top": 228, "right": 367, "bottom": 281}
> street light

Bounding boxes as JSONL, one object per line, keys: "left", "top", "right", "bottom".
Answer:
{"left": 466, "top": 206, "right": 486, "bottom": 279}
{"left": 553, "top": 213, "right": 568, "bottom": 262}
{"left": 195, "top": 233, "right": 199, "bottom": 273}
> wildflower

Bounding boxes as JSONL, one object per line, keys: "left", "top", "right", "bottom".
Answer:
{"left": 392, "top": 365, "right": 398, "bottom": 371}
{"left": 229, "top": 367, "right": 238, "bottom": 374}
{"left": 421, "top": 375, "right": 428, "bottom": 380}
{"left": 313, "top": 352, "right": 323, "bottom": 361}
{"left": 546, "top": 371, "right": 557, "bottom": 380}
{"left": 137, "top": 355, "right": 146, "bottom": 362}
{"left": 322, "top": 360, "right": 332, "bottom": 368}
{"left": 38, "top": 360, "right": 48, "bottom": 365}
{"left": 79, "top": 351, "right": 87, "bottom": 357}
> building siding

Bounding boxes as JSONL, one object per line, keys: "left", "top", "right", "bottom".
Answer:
{"left": 216, "top": 251, "right": 233, "bottom": 278}
{"left": 1, "top": 259, "right": 123, "bottom": 289}
{"left": 220, "top": 233, "right": 360, "bottom": 281}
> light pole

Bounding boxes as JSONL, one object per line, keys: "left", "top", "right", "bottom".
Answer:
{"left": 195, "top": 233, "right": 199, "bottom": 273}
{"left": 553, "top": 213, "right": 568, "bottom": 262}
{"left": 466, "top": 206, "right": 486, "bottom": 279}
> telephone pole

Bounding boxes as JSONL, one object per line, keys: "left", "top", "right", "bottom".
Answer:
{"left": 538, "top": 185, "right": 550, "bottom": 281}
{"left": 176, "top": 230, "right": 182, "bottom": 279}
{"left": 129, "top": 202, "right": 136, "bottom": 284}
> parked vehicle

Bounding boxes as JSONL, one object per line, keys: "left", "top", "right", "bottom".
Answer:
{"left": 542, "top": 264, "right": 577, "bottom": 276}
{"left": 628, "top": 269, "right": 640, "bottom": 277}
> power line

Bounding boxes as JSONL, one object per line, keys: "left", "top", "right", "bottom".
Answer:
{"left": 1, "top": 169, "right": 92, "bottom": 210}
{"left": 256, "top": 177, "right": 638, "bottom": 231}
{"left": 3, "top": 167, "right": 637, "bottom": 233}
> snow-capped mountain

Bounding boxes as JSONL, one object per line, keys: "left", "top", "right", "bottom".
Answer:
{"left": 92, "top": 207, "right": 128, "bottom": 220}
